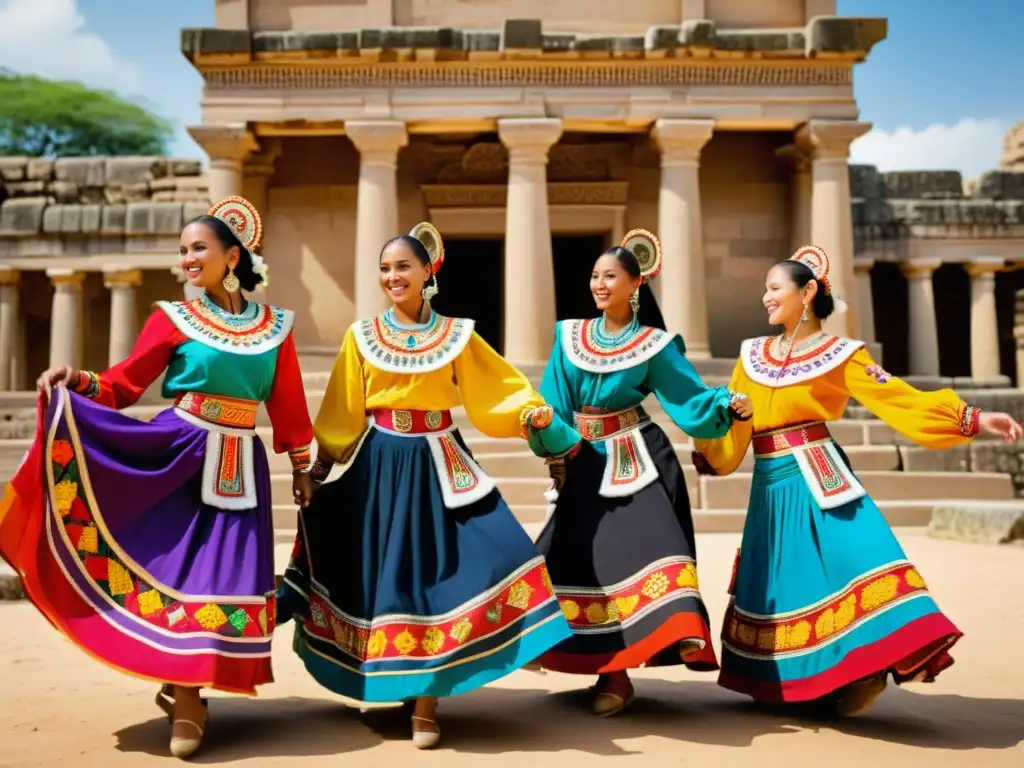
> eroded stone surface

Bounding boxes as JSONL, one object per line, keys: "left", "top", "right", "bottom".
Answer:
{"left": 927, "top": 502, "right": 1024, "bottom": 544}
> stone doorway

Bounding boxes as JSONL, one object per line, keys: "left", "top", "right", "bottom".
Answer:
{"left": 553, "top": 235, "right": 607, "bottom": 322}
{"left": 429, "top": 237, "right": 504, "bottom": 352}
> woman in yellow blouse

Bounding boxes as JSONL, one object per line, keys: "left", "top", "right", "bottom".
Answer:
{"left": 693, "top": 245, "right": 1021, "bottom": 717}
{"left": 277, "top": 224, "right": 578, "bottom": 749}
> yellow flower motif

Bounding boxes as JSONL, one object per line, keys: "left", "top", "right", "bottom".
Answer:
{"left": 615, "top": 595, "right": 639, "bottom": 617}
{"left": 604, "top": 601, "right": 620, "bottom": 623}
{"left": 77, "top": 526, "right": 98, "bottom": 554}
{"left": 560, "top": 599, "right": 580, "bottom": 621}
{"left": 677, "top": 564, "right": 699, "bottom": 590}
{"left": 641, "top": 571, "right": 669, "bottom": 600}
{"left": 449, "top": 618, "right": 472, "bottom": 644}
{"left": 195, "top": 603, "right": 228, "bottom": 631}
{"left": 540, "top": 565, "right": 554, "bottom": 596}
{"left": 506, "top": 580, "right": 535, "bottom": 610}
{"left": 815, "top": 608, "right": 835, "bottom": 639}
{"left": 421, "top": 628, "right": 445, "bottom": 655}
{"left": 585, "top": 602, "right": 608, "bottom": 624}
{"left": 786, "top": 621, "right": 811, "bottom": 649}
{"left": 137, "top": 589, "right": 163, "bottom": 616}
{"left": 905, "top": 568, "right": 926, "bottom": 589}
{"left": 394, "top": 629, "right": 418, "bottom": 656}
{"left": 367, "top": 630, "right": 388, "bottom": 658}
{"left": 860, "top": 575, "right": 899, "bottom": 612}
{"left": 54, "top": 480, "right": 78, "bottom": 517}
{"left": 834, "top": 594, "right": 857, "bottom": 630}
{"left": 106, "top": 559, "right": 134, "bottom": 596}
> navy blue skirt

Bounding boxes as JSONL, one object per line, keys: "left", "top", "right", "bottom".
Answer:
{"left": 278, "top": 425, "right": 571, "bottom": 702}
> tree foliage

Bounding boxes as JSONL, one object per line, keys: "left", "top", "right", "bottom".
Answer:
{"left": 0, "top": 71, "right": 174, "bottom": 157}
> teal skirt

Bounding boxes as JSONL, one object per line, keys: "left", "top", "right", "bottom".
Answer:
{"left": 718, "top": 451, "right": 961, "bottom": 703}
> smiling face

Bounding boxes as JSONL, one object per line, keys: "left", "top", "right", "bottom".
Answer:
{"left": 591, "top": 253, "right": 641, "bottom": 313}
{"left": 379, "top": 239, "right": 431, "bottom": 307}
{"left": 179, "top": 221, "right": 238, "bottom": 290}
{"left": 763, "top": 263, "right": 816, "bottom": 327}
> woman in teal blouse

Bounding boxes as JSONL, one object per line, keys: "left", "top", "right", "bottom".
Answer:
{"left": 530, "top": 230, "right": 752, "bottom": 716}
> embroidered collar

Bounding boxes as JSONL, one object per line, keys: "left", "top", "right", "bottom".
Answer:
{"left": 353, "top": 310, "right": 475, "bottom": 373}
{"left": 741, "top": 334, "right": 864, "bottom": 387}
{"left": 156, "top": 295, "right": 294, "bottom": 355}
{"left": 561, "top": 317, "right": 675, "bottom": 374}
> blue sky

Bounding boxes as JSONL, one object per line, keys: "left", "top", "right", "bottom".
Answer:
{"left": 1, "top": 0, "right": 1019, "bottom": 176}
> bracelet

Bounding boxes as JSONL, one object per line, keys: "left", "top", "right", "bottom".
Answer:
{"left": 959, "top": 405, "right": 981, "bottom": 437}
{"left": 288, "top": 445, "right": 312, "bottom": 473}
{"left": 75, "top": 370, "right": 100, "bottom": 399}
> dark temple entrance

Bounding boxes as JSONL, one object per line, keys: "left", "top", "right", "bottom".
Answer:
{"left": 552, "top": 235, "right": 608, "bottom": 321}
{"left": 429, "top": 238, "right": 504, "bottom": 351}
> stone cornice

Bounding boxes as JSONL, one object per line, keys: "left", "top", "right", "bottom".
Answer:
{"left": 652, "top": 118, "right": 715, "bottom": 165}
{"left": 181, "top": 16, "right": 886, "bottom": 71}
{"left": 421, "top": 182, "right": 629, "bottom": 208}
{"left": 797, "top": 119, "right": 872, "bottom": 159}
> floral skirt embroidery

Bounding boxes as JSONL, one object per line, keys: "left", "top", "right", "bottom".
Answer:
{"left": 718, "top": 452, "right": 962, "bottom": 703}
{"left": 0, "top": 389, "right": 276, "bottom": 695}
{"left": 278, "top": 426, "right": 571, "bottom": 702}
{"left": 535, "top": 421, "right": 718, "bottom": 674}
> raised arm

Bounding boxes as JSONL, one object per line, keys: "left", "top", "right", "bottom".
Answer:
{"left": 311, "top": 328, "right": 368, "bottom": 474}
{"left": 453, "top": 331, "right": 579, "bottom": 457}
{"left": 72, "top": 310, "right": 181, "bottom": 409}
{"left": 647, "top": 336, "right": 734, "bottom": 440}
{"left": 264, "top": 332, "right": 314, "bottom": 472}
{"left": 843, "top": 348, "right": 978, "bottom": 449}
{"left": 691, "top": 358, "right": 754, "bottom": 477}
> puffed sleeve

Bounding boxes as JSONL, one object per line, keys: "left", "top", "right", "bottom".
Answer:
{"left": 843, "top": 347, "right": 978, "bottom": 449}
{"left": 453, "top": 331, "right": 579, "bottom": 456}
{"left": 647, "top": 336, "right": 734, "bottom": 439}
{"left": 691, "top": 358, "right": 754, "bottom": 477}
{"left": 526, "top": 324, "right": 582, "bottom": 458}
{"left": 264, "top": 332, "right": 314, "bottom": 471}
{"left": 312, "top": 327, "right": 368, "bottom": 465}
{"left": 72, "top": 310, "right": 181, "bottom": 409}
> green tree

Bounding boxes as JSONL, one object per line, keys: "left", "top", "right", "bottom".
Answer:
{"left": 0, "top": 70, "right": 174, "bottom": 157}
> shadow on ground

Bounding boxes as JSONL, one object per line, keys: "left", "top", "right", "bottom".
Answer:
{"left": 113, "top": 678, "right": 1024, "bottom": 760}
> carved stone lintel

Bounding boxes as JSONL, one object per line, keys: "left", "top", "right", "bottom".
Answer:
{"left": 187, "top": 124, "right": 260, "bottom": 164}
{"left": 651, "top": 118, "right": 715, "bottom": 166}
{"left": 102, "top": 267, "right": 144, "bottom": 288}
{"left": 497, "top": 118, "right": 563, "bottom": 165}
{"left": 797, "top": 119, "right": 872, "bottom": 161}
{"left": 421, "top": 182, "right": 629, "bottom": 208}
{"left": 346, "top": 120, "right": 409, "bottom": 165}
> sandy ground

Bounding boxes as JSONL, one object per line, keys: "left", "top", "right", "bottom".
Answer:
{"left": 1, "top": 530, "right": 1022, "bottom": 767}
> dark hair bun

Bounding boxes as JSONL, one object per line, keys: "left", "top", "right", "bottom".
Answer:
{"left": 774, "top": 260, "right": 835, "bottom": 320}
{"left": 188, "top": 214, "right": 264, "bottom": 292}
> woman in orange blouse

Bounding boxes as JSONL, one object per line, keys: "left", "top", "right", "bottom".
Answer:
{"left": 692, "top": 245, "right": 1021, "bottom": 716}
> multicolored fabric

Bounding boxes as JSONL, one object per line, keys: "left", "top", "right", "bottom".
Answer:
{"left": 156, "top": 294, "right": 293, "bottom": 356}
{"left": 352, "top": 310, "right": 475, "bottom": 374}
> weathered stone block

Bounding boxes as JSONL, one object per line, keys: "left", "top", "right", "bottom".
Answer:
{"left": 42, "top": 204, "right": 64, "bottom": 234}
{"left": 54, "top": 158, "right": 105, "bottom": 187}
{"left": 898, "top": 444, "right": 971, "bottom": 472}
{"left": 105, "top": 157, "right": 166, "bottom": 185}
{"left": 645, "top": 26, "right": 681, "bottom": 52}
{"left": 883, "top": 170, "right": 962, "bottom": 199}
{"left": 462, "top": 31, "right": 500, "bottom": 52}
{"left": 49, "top": 180, "right": 79, "bottom": 203}
{"left": 180, "top": 28, "right": 251, "bottom": 59}
{"left": 60, "top": 205, "right": 83, "bottom": 234}
{"left": 502, "top": 19, "right": 543, "bottom": 50}
{"left": 0, "top": 198, "right": 47, "bottom": 232}
{"left": 927, "top": 502, "right": 1024, "bottom": 544}
{"left": 805, "top": 16, "right": 887, "bottom": 56}
{"left": 169, "top": 158, "right": 203, "bottom": 177}
{"left": 183, "top": 202, "right": 209, "bottom": 222}
{"left": 973, "top": 170, "right": 1024, "bottom": 200}
{"left": 4, "top": 181, "right": 47, "bottom": 197}
{"left": 126, "top": 202, "right": 183, "bottom": 235}
{"left": 0, "top": 157, "right": 28, "bottom": 182}
{"left": 80, "top": 204, "right": 102, "bottom": 234}
{"left": 101, "top": 204, "right": 127, "bottom": 233}
{"left": 716, "top": 30, "right": 802, "bottom": 53}
{"left": 680, "top": 20, "right": 715, "bottom": 48}
{"left": 26, "top": 158, "right": 55, "bottom": 181}
{"left": 849, "top": 164, "right": 883, "bottom": 200}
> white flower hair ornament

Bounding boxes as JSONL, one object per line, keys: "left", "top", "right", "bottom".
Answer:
{"left": 250, "top": 253, "right": 270, "bottom": 289}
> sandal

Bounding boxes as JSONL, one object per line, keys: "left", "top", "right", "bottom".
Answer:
{"left": 592, "top": 676, "right": 635, "bottom": 717}
{"left": 170, "top": 717, "right": 206, "bottom": 760}
{"left": 836, "top": 673, "right": 888, "bottom": 717}
{"left": 155, "top": 684, "right": 208, "bottom": 724}
{"left": 411, "top": 715, "right": 441, "bottom": 750}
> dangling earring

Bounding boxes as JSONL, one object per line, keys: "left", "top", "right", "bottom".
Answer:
{"left": 422, "top": 275, "right": 438, "bottom": 302}
{"left": 800, "top": 306, "right": 809, "bottom": 323}
{"left": 629, "top": 290, "right": 640, "bottom": 314}
{"left": 222, "top": 266, "right": 240, "bottom": 293}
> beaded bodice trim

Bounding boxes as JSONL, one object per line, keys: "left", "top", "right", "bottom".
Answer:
{"left": 741, "top": 334, "right": 864, "bottom": 387}
{"left": 156, "top": 296, "right": 294, "bottom": 355}
{"left": 353, "top": 311, "right": 475, "bottom": 373}
{"left": 561, "top": 317, "right": 675, "bottom": 374}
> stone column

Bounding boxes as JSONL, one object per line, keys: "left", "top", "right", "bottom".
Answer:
{"left": 187, "top": 124, "right": 261, "bottom": 301}
{"left": 776, "top": 143, "right": 814, "bottom": 252}
{"left": 241, "top": 140, "right": 282, "bottom": 303}
{"left": 967, "top": 257, "right": 1004, "bottom": 382}
{"left": 853, "top": 258, "right": 876, "bottom": 343}
{"left": 652, "top": 118, "right": 715, "bottom": 358}
{"left": 0, "top": 267, "right": 21, "bottom": 391}
{"left": 901, "top": 261, "right": 941, "bottom": 376}
{"left": 796, "top": 120, "right": 872, "bottom": 337}
{"left": 498, "top": 118, "right": 563, "bottom": 365}
{"left": 346, "top": 120, "right": 409, "bottom": 320}
{"left": 47, "top": 269, "right": 85, "bottom": 369}
{"left": 103, "top": 268, "right": 143, "bottom": 366}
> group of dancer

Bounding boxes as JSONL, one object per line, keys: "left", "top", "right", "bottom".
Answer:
{"left": 1, "top": 195, "right": 1020, "bottom": 759}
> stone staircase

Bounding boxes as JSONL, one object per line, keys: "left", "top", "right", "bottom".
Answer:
{"left": 0, "top": 361, "right": 1019, "bottom": 534}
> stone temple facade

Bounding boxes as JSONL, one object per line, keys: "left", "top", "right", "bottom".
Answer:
{"left": 0, "top": 0, "right": 1023, "bottom": 391}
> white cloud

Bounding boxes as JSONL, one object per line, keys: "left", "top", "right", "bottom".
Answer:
{"left": 850, "top": 118, "right": 1008, "bottom": 179}
{"left": 0, "top": 0, "right": 141, "bottom": 92}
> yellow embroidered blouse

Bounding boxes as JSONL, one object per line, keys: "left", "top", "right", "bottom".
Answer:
{"left": 314, "top": 312, "right": 578, "bottom": 462}
{"left": 693, "top": 335, "right": 978, "bottom": 476}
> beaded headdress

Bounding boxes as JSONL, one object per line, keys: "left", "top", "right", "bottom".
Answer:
{"left": 790, "top": 245, "right": 831, "bottom": 295}
{"left": 409, "top": 222, "right": 445, "bottom": 274}
{"left": 208, "top": 196, "right": 269, "bottom": 287}
{"left": 620, "top": 229, "right": 662, "bottom": 282}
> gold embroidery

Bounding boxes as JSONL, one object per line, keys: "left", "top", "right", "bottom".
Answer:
{"left": 506, "top": 580, "right": 535, "bottom": 610}
{"left": 560, "top": 600, "right": 580, "bottom": 621}
{"left": 195, "top": 603, "right": 229, "bottom": 630}
{"left": 835, "top": 594, "right": 857, "bottom": 630}
{"left": 425, "top": 410, "right": 443, "bottom": 430}
{"left": 54, "top": 480, "right": 78, "bottom": 516}
{"left": 676, "top": 563, "right": 699, "bottom": 589}
{"left": 815, "top": 608, "right": 836, "bottom": 639}
{"left": 605, "top": 601, "right": 620, "bottom": 622}
{"left": 107, "top": 560, "right": 134, "bottom": 596}
{"left": 737, "top": 623, "right": 757, "bottom": 646}
{"left": 485, "top": 601, "right": 503, "bottom": 623}
{"left": 137, "top": 589, "right": 163, "bottom": 616}
{"left": 421, "top": 627, "right": 445, "bottom": 655}
{"left": 77, "top": 526, "right": 98, "bottom": 553}
{"left": 757, "top": 627, "right": 776, "bottom": 651}
{"left": 393, "top": 411, "right": 413, "bottom": 433}
{"left": 585, "top": 602, "right": 608, "bottom": 624}
{"left": 905, "top": 568, "right": 926, "bottom": 589}
{"left": 367, "top": 630, "right": 388, "bottom": 658}
{"left": 787, "top": 620, "right": 812, "bottom": 649}
{"left": 540, "top": 564, "right": 554, "bottom": 595}
{"left": 449, "top": 618, "right": 472, "bottom": 644}
{"left": 394, "top": 629, "right": 418, "bottom": 656}
{"left": 615, "top": 595, "right": 639, "bottom": 617}
{"left": 641, "top": 571, "right": 670, "bottom": 600}
{"left": 258, "top": 607, "right": 268, "bottom": 635}
{"left": 860, "top": 575, "right": 900, "bottom": 611}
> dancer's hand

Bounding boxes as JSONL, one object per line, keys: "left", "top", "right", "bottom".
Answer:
{"left": 729, "top": 392, "right": 753, "bottom": 420}
{"left": 36, "top": 365, "right": 79, "bottom": 397}
{"left": 530, "top": 406, "right": 553, "bottom": 429}
{"left": 293, "top": 472, "right": 315, "bottom": 508}
{"left": 979, "top": 411, "right": 1023, "bottom": 442}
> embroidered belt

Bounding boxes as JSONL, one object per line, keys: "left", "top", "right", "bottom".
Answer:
{"left": 752, "top": 422, "right": 832, "bottom": 458}
{"left": 370, "top": 409, "right": 454, "bottom": 435}
{"left": 574, "top": 405, "right": 648, "bottom": 442}
{"left": 175, "top": 392, "right": 258, "bottom": 430}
